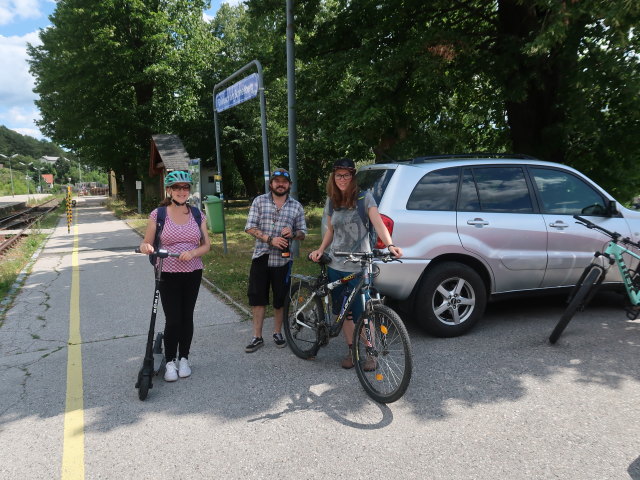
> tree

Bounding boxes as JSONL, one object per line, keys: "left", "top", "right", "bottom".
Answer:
{"left": 247, "top": 0, "right": 640, "bottom": 201}
{"left": 28, "top": 0, "right": 214, "bottom": 203}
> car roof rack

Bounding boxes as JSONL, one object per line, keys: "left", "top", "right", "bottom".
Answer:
{"left": 410, "top": 153, "right": 538, "bottom": 164}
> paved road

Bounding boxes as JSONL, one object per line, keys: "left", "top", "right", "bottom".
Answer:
{"left": 1, "top": 197, "right": 639, "bottom": 479}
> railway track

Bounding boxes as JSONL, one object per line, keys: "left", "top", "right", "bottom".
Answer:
{"left": 0, "top": 199, "right": 61, "bottom": 256}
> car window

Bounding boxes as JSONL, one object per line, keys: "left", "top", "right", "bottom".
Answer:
{"left": 459, "top": 166, "right": 534, "bottom": 213}
{"left": 459, "top": 169, "right": 480, "bottom": 211}
{"left": 357, "top": 168, "right": 395, "bottom": 204}
{"left": 406, "top": 167, "right": 459, "bottom": 211}
{"left": 530, "top": 167, "right": 607, "bottom": 216}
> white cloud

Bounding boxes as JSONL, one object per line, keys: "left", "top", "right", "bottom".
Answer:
{"left": 0, "top": 30, "right": 44, "bottom": 139}
{"left": 0, "top": 105, "right": 44, "bottom": 139}
{"left": 0, "top": 31, "right": 41, "bottom": 104}
{"left": 13, "top": 126, "right": 43, "bottom": 138}
{"left": 0, "top": 0, "right": 41, "bottom": 26}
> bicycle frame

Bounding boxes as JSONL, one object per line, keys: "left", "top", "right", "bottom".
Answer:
{"left": 290, "top": 253, "right": 381, "bottom": 333}
{"left": 575, "top": 215, "right": 640, "bottom": 318}
{"left": 598, "top": 241, "right": 640, "bottom": 307}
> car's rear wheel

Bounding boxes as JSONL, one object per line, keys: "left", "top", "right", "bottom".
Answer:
{"left": 414, "top": 262, "right": 487, "bottom": 337}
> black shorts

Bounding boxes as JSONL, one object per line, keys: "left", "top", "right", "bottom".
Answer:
{"left": 247, "top": 255, "right": 292, "bottom": 308}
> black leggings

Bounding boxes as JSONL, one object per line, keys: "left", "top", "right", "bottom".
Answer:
{"left": 159, "top": 269, "right": 202, "bottom": 361}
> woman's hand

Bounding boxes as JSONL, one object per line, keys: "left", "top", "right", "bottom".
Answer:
{"left": 139, "top": 242, "right": 154, "bottom": 255}
{"left": 178, "top": 250, "right": 195, "bottom": 262}
{"left": 309, "top": 249, "right": 324, "bottom": 262}
{"left": 388, "top": 245, "right": 403, "bottom": 258}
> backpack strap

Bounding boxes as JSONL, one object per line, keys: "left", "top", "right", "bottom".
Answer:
{"left": 356, "top": 192, "right": 369, "bottom": 228}
{"left": 150, "top": 206, "right": 167, "bottom": 266}
{"left": 154, "top": 207, "right": 167, "bottom": 249}
{"left": 189, "top": 205, "right": 204, "bottom": 244}
{"left": 357, "top": 191, "right": 378, "bottom": 249}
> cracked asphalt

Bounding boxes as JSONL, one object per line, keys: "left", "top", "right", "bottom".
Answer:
{"left": 1, "top": 196, "right": 640, "bottom": 480}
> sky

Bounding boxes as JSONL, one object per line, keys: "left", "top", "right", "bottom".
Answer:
{"left": 0, "top": 0, "right": 241, "bottom": 142}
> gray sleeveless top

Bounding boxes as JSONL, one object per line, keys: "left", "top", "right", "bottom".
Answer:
{"left": 327, "top": 191, "right": 377, "bottom": 273}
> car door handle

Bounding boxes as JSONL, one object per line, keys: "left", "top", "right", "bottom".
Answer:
{"left": 549, "top": 221, "right": 569, "bottom": 229}
{"left": 467, "top": 218, "right": 489, "bottom": 226}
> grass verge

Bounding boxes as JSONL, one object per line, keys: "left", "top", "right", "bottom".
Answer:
{"left": 108, "top": 198, "right": 324, "bottom": 314}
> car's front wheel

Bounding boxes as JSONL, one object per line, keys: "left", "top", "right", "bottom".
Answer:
{"left": 414, "top": 262, "right": 487, "bottom": 337}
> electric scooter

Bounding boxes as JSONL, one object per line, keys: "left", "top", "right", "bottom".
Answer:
{"left": 134, "top": 248, "right": 179, "bottom": 401}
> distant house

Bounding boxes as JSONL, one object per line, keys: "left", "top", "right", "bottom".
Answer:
{"left": 40, "top": 156, "right": 60, "bottom": 165}
{"left": 42, "top": 173, "right": 54, "bottom": 188}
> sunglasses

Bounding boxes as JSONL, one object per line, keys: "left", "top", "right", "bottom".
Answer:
{"left": 334, "top": 173, "right": 353, "bottom": 180}
{"left": 272, "top": 170, "right": 290, "bottom": 178}
{"left": 170, "top": 184, "right": 191, "bottom": 191}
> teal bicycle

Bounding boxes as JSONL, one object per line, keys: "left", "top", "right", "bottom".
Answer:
{"left": 549, "top": 215, "right": 640, "bottom": 343}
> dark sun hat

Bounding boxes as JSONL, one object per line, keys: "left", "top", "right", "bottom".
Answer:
{"left": 333, "top": 158, "right": 356, "bottom": 170}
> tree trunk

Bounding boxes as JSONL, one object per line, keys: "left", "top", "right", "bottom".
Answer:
{"left": 496, "top": 0, "right": 582, "bottom": 163}
{"left": 230, "top": 144, "right": 261, "bottom": 198}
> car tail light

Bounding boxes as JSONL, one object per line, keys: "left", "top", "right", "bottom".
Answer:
{"left": 375, "top": 214, "right": 394, "bottom": 249}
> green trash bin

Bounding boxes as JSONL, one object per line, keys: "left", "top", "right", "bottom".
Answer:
{"left": 204, "top": 195, "right": 225, "bottom": 233}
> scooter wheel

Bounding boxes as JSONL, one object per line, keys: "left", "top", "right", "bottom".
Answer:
{"left": 138, "top": 375, "right": 151, "bottom": 401}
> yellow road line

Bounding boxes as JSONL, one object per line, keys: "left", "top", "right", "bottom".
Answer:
{"left": 61, "top": 222, "right": 84, "bottom": 479}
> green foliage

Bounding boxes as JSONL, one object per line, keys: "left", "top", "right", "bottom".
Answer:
{"left": 0, "top": 126, "right": 66, "bottom": 158}
{"left": 26, "top": 0, "right": 640, "bottom": 204}
{"left": 28, "top": 0, "right": 214, "bottom": 197}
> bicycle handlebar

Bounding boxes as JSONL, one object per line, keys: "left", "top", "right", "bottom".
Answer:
{"left": 334, "top": 250, "right": 402, "bottom": 263}
{"left": 573, "top": 215, "right": 640, "bottom": 248}
{"left": 134, "top": 248, "right": 181, "bottom": 258}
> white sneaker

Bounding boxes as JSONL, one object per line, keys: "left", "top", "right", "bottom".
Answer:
{"left": 164, "top": 360, "right": 178, "bottom": 382}
{"left": 178, "top": 357, "right": 191, "bottom": 378}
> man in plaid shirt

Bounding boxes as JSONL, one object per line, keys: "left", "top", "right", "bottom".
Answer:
{"left": 244, "top": 168, "right": 307, "bottom": 352}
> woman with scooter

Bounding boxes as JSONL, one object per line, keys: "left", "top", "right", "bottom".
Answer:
{"left": 139, "top": 170, "right": 210, "bottom": 382}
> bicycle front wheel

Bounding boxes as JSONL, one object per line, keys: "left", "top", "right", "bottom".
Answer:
{"left": 549, "top": 264, "right": 604, "bottom": 344}
{"left": 353, "top": 304, "right": 413, "bottom": 403}
{"left": 283, "top": 279, "right": 323, "bottom": 359}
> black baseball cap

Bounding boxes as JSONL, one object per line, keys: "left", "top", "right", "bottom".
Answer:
{"left": 333, "top": 158, "right": 356, "bottom": 170}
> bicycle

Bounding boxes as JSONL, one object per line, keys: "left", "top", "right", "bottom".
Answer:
{"left": 549, "top": 214, "right": 640, "bottom": 344}
{"left": 283, "top": 250, "right": 413, "bottom": 403}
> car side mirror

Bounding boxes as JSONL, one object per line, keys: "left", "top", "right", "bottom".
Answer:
{"left": 607, "top": 199, "right": 618, "bottom": 216}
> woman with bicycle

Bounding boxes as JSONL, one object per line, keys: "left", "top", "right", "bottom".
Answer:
{"left": 309, "top": 158, "right": 403, "bottom": 369}
{"left": 139, "top": 170, "right": 211, "bottom": 382}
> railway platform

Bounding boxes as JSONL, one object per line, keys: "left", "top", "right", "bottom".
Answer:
{"left": 0, "top": 193, "right": 52, "bottom": 216}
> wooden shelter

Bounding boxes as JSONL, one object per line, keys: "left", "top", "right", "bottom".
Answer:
{"left": 149, "top": 134, "right": 191, "bottom": 196}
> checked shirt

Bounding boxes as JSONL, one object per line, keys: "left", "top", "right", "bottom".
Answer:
{"left": 245, "top": 193, "right": 307, "bottom": 267}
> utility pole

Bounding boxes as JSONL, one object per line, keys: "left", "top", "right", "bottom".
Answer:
{"left": 0, "top": 153, "right": 18, "bottom": 196}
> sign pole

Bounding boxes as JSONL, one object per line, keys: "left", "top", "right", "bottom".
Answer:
{"left": 213, "top": 60, "right": 271, "bottom": 255}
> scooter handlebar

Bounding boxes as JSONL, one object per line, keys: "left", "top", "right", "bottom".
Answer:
{"left": 134, "top": 248, "right": 180, "bottom": 258}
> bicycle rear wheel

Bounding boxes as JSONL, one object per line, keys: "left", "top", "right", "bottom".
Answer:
{"left": 283, "top": 279, "right": 323, "bottom": 359}
{"left": 353, "top": 304, "right": 412, "bottom": 403}
{"left": 549, "top": 264, "right": 604, "bottom": 344}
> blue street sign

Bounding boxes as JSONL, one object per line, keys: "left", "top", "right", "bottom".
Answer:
{"left": 215, "top": 73, "right": 259, "bottom": 112}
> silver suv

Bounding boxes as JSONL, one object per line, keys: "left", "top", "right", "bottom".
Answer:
{"left": 355, "top": 155, "right": 640, "bottom": 337}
